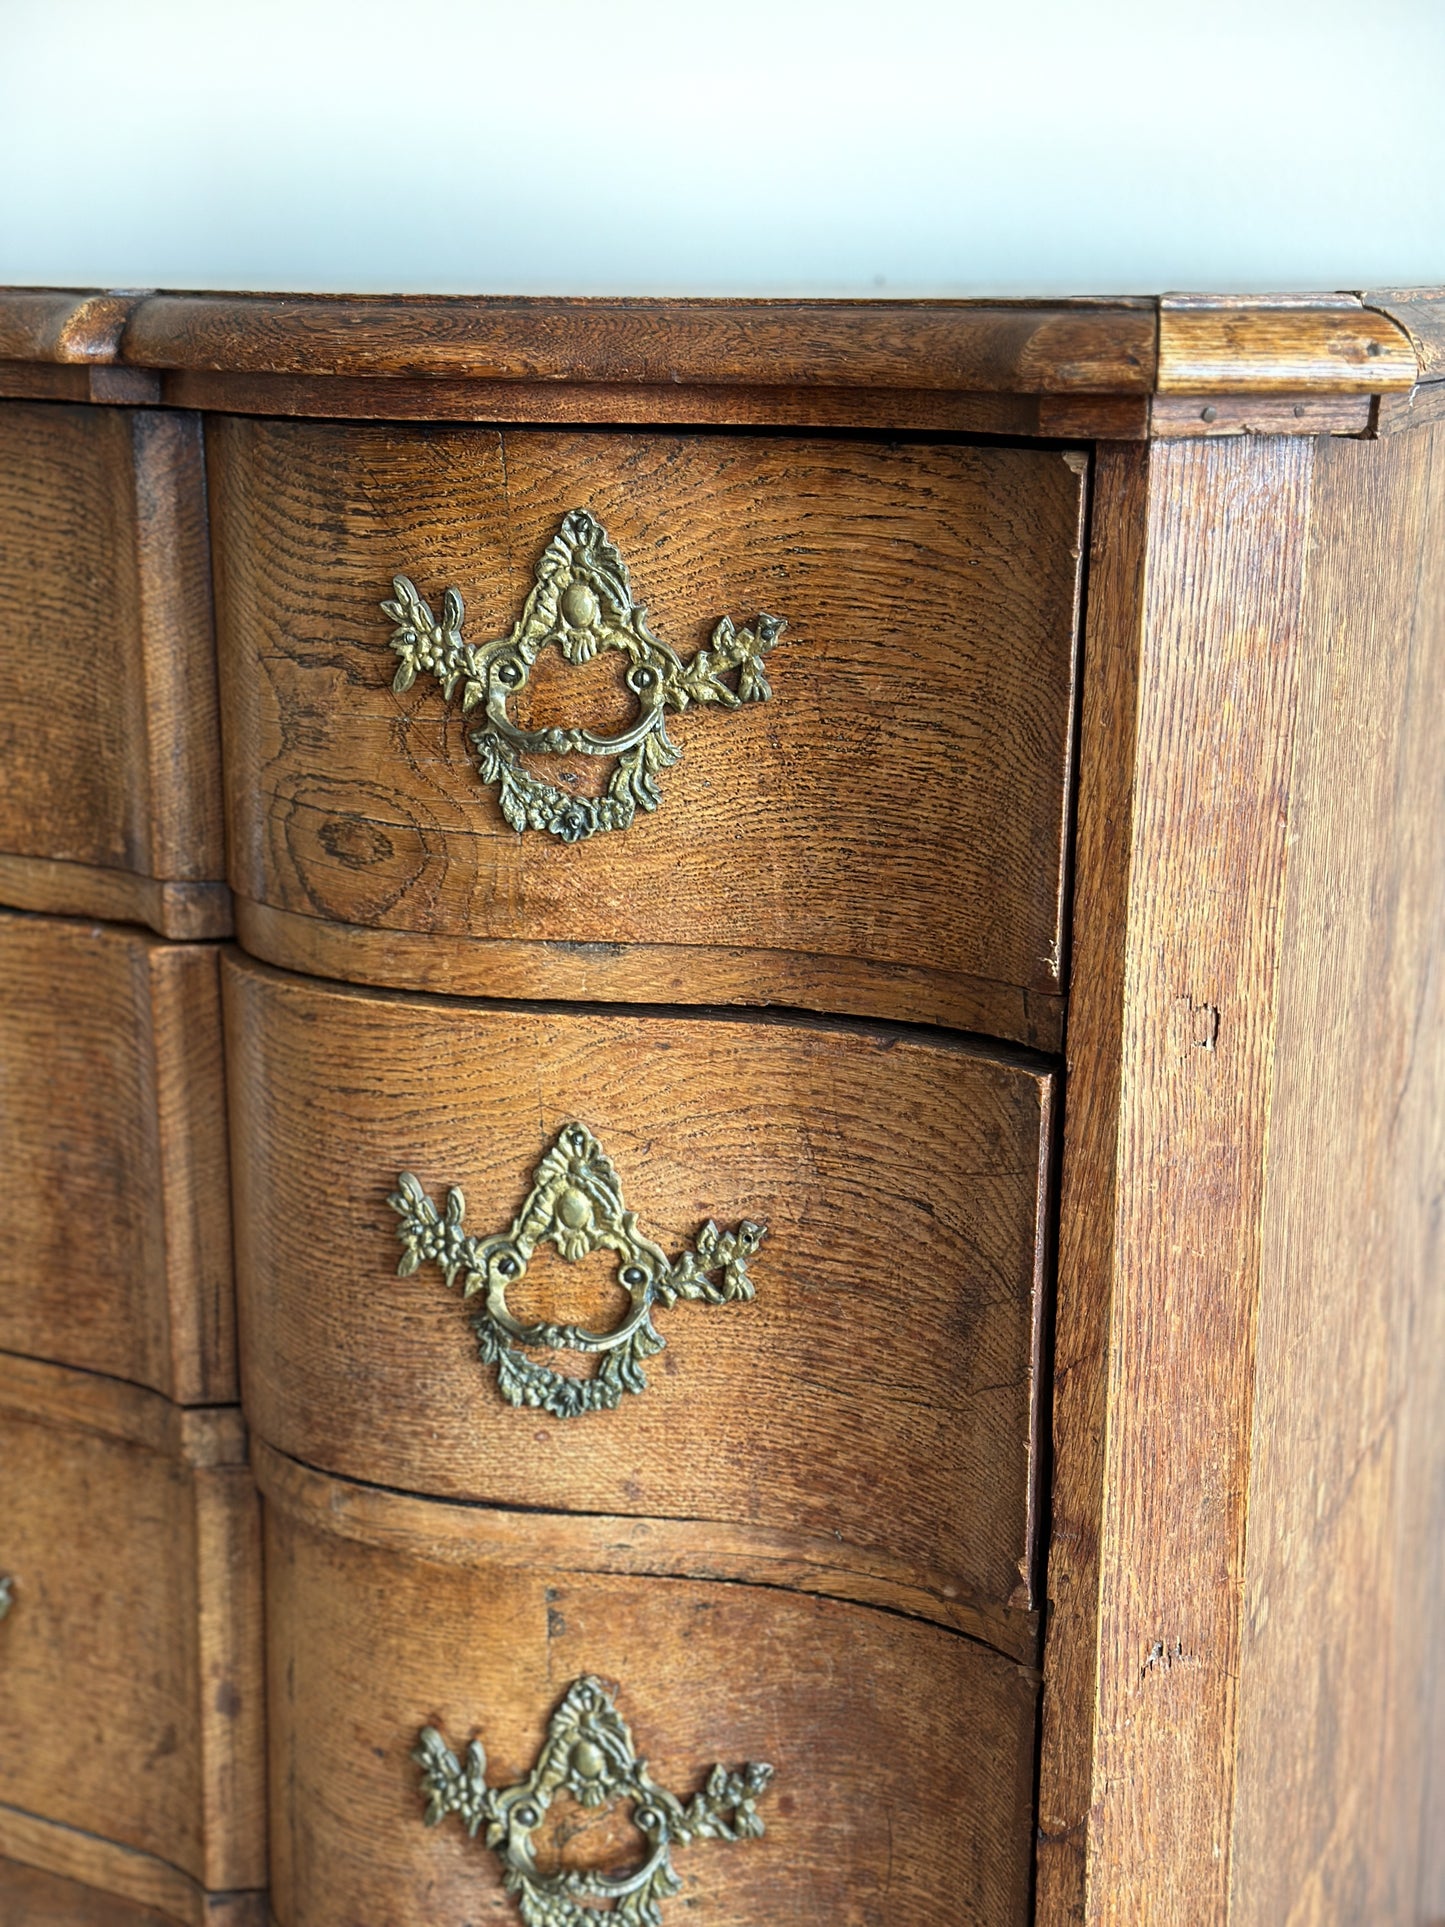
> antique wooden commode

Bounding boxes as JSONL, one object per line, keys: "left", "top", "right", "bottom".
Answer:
{"left": 0, "top": 287, "right": 1441, "bottom": 1925}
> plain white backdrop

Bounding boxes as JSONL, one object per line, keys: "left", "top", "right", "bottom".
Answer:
{"left": 1, "top": 0, "right": 1441, "bottom": 295}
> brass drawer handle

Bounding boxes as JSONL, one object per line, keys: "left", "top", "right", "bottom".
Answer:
{"left": 415, "top": 1674, "right": 772, "bottom": 1924}
{"left": 391, "top": 1123, "right": 765, "bottom": 1420}
{"left": 0, "top": 1574, "right": 13, "bottom": 1620}
{"left": 382, "top": 509, "right": 785, "bottom": 842}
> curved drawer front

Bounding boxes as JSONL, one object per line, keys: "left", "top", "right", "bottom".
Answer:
{"left": 0, "top": 912, "right": 234, "bottom": 1404}
{"left": 0, "top": 1356, "right": 265, "bottom": 1899}
{"left": 260, "top": 1447, "right": 1038, "bottom": 1927}
{"left": 225, "top": 955, "right": 1053, "bottom": 1653}
{"left": 210, "top": 420, "right": 1084, "bottom": 1046}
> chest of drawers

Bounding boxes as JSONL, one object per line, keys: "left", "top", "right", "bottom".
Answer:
{"left": 0, "top": 287, "right": 1442, "bottom": 1926}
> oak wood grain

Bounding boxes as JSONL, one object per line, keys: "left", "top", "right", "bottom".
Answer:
{"left": 1157, "top": 295, "right": 1416, "bottom": 394}
{"left": 1086, "top": 434, "right": 1313, "bottom": 1923}
{"left": 161, "top": 368, "right": 1153, "bottom": 438}
{"left": 225, "top": 954, "right": 1053, "bottom": 1647}
{"left": 1034, "top": 442, "right": 1150, "bottom": 1923}
{"left": 1359, "top": 287, "right": 1445, "bottom": 382}
{"left": 0, "top": 291, "right": 140, "bottom": 364}
{"left": 0, "top": 1842, "right": 267, "bottom": 1927}
{"left": 260, "top": 1451, "right": 1039, "bottom": 1927}
{"left": 119, "top": 292, "right": 1157, "bottom": 393}
{"left": 0, "top": 855, "right": 231, "bottom": 940}
{"left": 0, "top": 403, "right": 225, "bottom": 929}
{"left": 255, "top": 1439, "right": 1035, "bottom": 1655}
{"left": 0, "top": 912, "right": 235, "bottom": 1403}
{"left": 209, "top": 419, "right": 1085, "bottom": 1016}
{"left": 1226, "top": 421, "right": 1445, "bottom": 1927}
{"left": 232, "top": 895, "right": 1066, "bottom": 1050}
{"left": 1038, "top": 426, "right": 1445, "bottom": 1923}
{"left": 0, "top": 1356, "right": 265, "bottom": 1896}
{"left": 1149, "top": 393, "right": 1372, "bottom": 438}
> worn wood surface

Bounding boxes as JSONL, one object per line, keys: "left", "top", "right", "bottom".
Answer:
{"left": 0, "top": 1850, "right": 266, "bottom": 1927}
{"left": 0, "top": 855, "right": 231, "bottom": 940}
{"left": 210, "top": 419, "right": 1085, "bottom": 1028}
{"left": 1079, "top": 434, "right": 1314, "bottom": 1924}
{"left": 0, "top": 912, "right": 235, "bottom": 1403}
{"left": 0, "top": 292, "right": 138, "bottom": 365}
{"left": 254, "top": 1440, "right": 1035, "bottom": 1655}
{"left": 0, "top": 403, "right": 225, "bottom": 928}
{"left": 1038, "top": 425, "right": 1445, "bottom": 1924}
{"left": 260, "top": 1449, "right": 1039, "bottom": 1927}
{"left": 0, "top": 1354, "right": 265, "bottom": 1897}
{"left": 1149, "top": 393, "right": 1372, "bottom": 439}
{"left": 119, "top": 292, "right": 1157, "bottom": 392}
{"left": 1034, "top": 443, "right": 1150, "bottom": 1922}
{"left": 225, "top": 955, "right": 1053, "bottom": 1652}
{"left": 1360, "top": 287, "right": 1445, "bottom": 382}
{"left": 232, "top": 897, "right": 1066, "bottom": 1049}
{"left": 0, "top": 1833, "right": 267, "bottom": 1927}
{"left": 1226, "top": 422, "right": 1445, "bottom": 1926}
{"left": 1157, "top": 294, "right": 1416, "bottom": 394}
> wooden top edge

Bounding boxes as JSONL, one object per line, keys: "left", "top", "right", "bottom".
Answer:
{"left": 1157, "top": 299, "right": 1418, "bottom": 394}
{"left": 1357, "top": 288, "right": 1445, "bottom": 382}
{"left": 0, "top": 289, "right": 149, "bottom": 364}
{"left": 0, "top": 287, "right": 1435, "bottom": 400}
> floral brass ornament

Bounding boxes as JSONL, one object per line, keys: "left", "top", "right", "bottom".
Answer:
{"left": 414, "top": 1674, "right": 772, "bottom": 1927}
{"left": 381, "top": 509, "right": 786, "bottom": 841}
{"left": 389, "top": 1123, "right": 765, "bottom": 1419}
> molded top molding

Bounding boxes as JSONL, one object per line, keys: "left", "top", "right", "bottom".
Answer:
{"left": 0, "top": 288, "right": 1439, "bottom": 431}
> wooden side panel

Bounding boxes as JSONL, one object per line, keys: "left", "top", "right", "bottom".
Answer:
{"left": 0, "top": 913, "right": 235, "bottom": 1403}
{"left": 224, "top": 955, "right": 1052, "bottom": 1655}
{"left": 208, "top": 418, "right": 1084, "bottom": 1026}
{"left": 259, "top": 1449, "right": 1039, "bottom": 1927}
{"left": 1041, "top": 426, "right": 1445, "bottom": 1923}
{"left": 1090, "top": 435, "right": 1312, "bottom": 1922}
{"left": 0, "top": 403, "right": 224, "bottom": 932}
{"left": 0, "top": 1365, "right": 265, "bottom": 1892}
{"left": 1228, "top": 422, "right": 1445, "bottom": 1925}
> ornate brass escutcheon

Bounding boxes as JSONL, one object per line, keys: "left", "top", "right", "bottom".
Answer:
{"left": 381, "top": 508, "right": 786, "bottom": 841}
{"left": 389, "top": 1124, "right": 765, "bottom": 1419}
{"left": 414, "top": 1674, "right": 772, "bottom": 1926}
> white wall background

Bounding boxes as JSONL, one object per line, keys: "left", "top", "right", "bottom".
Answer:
{"left": 1, "top": 0, "right": 1441, "bottom": 296}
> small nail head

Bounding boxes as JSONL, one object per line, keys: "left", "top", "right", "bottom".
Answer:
{"left": 1201, "top": 405, "right": 1218, "bottom": 423}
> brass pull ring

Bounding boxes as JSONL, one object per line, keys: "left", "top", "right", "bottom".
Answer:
{"left": 390, "top": 1123, "right": 764, "bottom": 1420}
{"left": 382, "top": 509, "right": 785, "bottom": 842}
{"left": 415, "top": 1675, "right": 772, "bottom": 1927}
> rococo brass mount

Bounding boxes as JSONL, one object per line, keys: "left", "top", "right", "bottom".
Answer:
{"left": 381, "top": 508, "right": 785, "bottom": 841}
{"left": 414, "top": 1674, "right": 772, "bottom": 1927}
{"left": 390, "top": 1124, "right": 765, "bottom": 1419}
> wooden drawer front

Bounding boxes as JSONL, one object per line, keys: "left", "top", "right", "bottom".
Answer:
{"left": 211, "top": 420, "right": 1084, "bottom": 1047}
{"left": 226, "top": 954, "right": 1052, "bottom": 1657}
{"left": 0, "top": 913, "right": 234, "bottom": 1404}
{"left": 260, "top": 1446, "right": 1038, "bottom": 1927}
{"left": 0, "top": 404, "right": 227, "bottom": 940}
{"left": 0, "top": 1356, "right": 265, "bottom": 1907}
